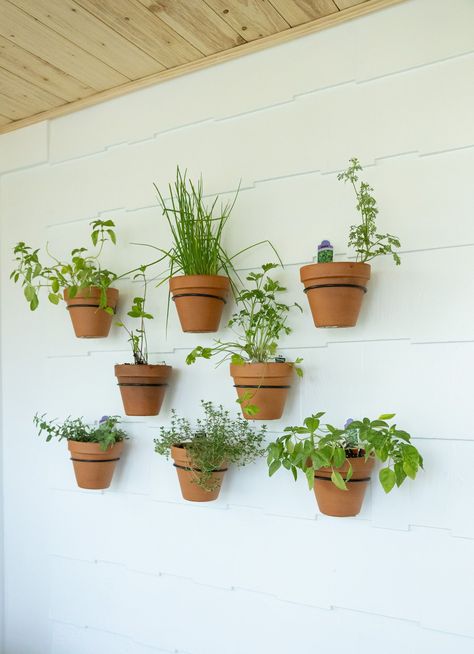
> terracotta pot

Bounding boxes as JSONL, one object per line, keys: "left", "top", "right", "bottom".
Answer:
{"left": 115, "top": 364, "right": 172, "bottom": 416}
{"left": 171, "top": 444, "right": 226, "bottom": 502}
{"left": 230, "top": 362, "right": 294, "bottom": 420}
{"left": 68, "top": 440, "right": 124, "bottom": 490}
{"left": 169, "top": 275, "right": 230, "bottom": 333}
{"left": 313, "top": 455, "right": 375, "bottom": 517}
{"left": 300, "top": 262, "right": 371, "bottom": 328}
{"left": 64, "top": 286, "right": 119, "bottom": 338}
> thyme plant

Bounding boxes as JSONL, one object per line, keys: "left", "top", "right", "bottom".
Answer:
{"left": 34, "top": 414, "right": 128, "bottom": 451}
{"left": 154, "top": 401, "right": 267, "bottom": 490}
{"left": 267, "top": 413, "right": 423, "bottom": 493}
{"left": 338, "top": 158, "right": 401, "bottom": 264}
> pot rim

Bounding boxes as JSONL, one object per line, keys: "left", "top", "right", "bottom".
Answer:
{"left": 169, "top": 274, "right": 230, "bottom": 291}
{"left": 300, "top": 261, "right": 371, "bottom": 282}
{"left": 230, "top": 361, "right": 295, "bottom": 380}
{"left": 67, "top": 439, "right": 124, "bottom": 453}
{"left": 114, "top": 363, "right": 172, "bottom": 375}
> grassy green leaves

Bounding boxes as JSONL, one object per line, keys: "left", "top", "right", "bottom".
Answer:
{"left": 154, "top": 166, "right": 238, "bottom": 278}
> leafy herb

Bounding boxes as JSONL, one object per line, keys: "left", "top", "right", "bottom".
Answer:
{"left": 186, "top": 263, "right": 303, "bottom": 369}
{"left": 267, "top": 412, "right": 422, "bottom": 493}
{"left": 154, "top": 401, "right": 266, "bottom": 491}
{"left": 33, "top": 414, "right": 128, "bottom": 452}
{"left": 116, "top": 266, "right": 153, "bottom": 365}
{"left": 338, "top": 158, "right": 401, "bottom": 264}
{"left": 11, "top": 219, "right": 118, "bottom": 312}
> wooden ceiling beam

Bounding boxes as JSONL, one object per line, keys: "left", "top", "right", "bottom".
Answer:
{"left": 0, "top": 0, "right": 406, "bottom": 136}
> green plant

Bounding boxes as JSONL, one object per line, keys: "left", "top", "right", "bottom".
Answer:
{"left": 137, "top": 167, "right": 279, "bottom": 284}
{"left": 338, "top": 158, "right": 401, "bottom": 265}
{"left": 267, "top": 413, "right": 423, "bottom": 493}
{"left": 33, "top": 414, "right": 128, "bottom": 451}
{"left": 186, "top": 263, "right": 303, "bottom": 369}
{"left": 154, "top": 166, "right": 239, "bottom": 277}
{"left": 116, "top": 266, "right": 154, "bottom": 365}
{"left": 11, "top": 219, "right": 118, "bottom": 312}
{"left": 154, "top": 401, "right": 267, "bottom": 490}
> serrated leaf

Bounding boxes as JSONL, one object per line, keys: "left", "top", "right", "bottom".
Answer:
{"left": 243, "top": 403, "right": 259, "bottom": 416}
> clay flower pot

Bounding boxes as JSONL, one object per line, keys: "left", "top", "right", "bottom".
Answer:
{"left": 64, "top": 286, "right": 119, "bottom": 338}
{"left": 169, "top": 275, "right": 230, "bottom": 332}
{"left": 115, "top": 364, "right": 172, "bottom": 416}
{"left": 300, "top": 262, "right": 371, "bottom": 328}
{"left": 230, "top": 362, "right": 294, "bottom": 420}
{"left": 68, "top": 440, "right": 124, "bottom": 490}
{"left": 313, "top": 455, "right": 375, "bottom": 517}
{"left": 171, "top": 444, "right": 227, "bottom": 502}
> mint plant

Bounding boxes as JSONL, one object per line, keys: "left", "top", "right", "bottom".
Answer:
{"left": 338, "top": 158, "right": 401, "bottom": 264}
{"left": 154, "top": 401, "right": 266, "bottom": 491}
{"left": 186, "top": 263, "right": 303, "bottom": 370}
{"left": 116, "top": 266, "right": 153, "bottom": 365}
{"left": 34, "top": 414, "right": 128, "bottom": 451}
{"left": 11, "top": 219, "right": 118, "bottom": 312}
{"left": 267, "top": 412, "right": 423, "bottom": 493}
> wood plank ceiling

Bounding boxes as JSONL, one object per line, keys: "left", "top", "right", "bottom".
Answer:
{"left": 0, "top": 0, "right": 402, "bottom": 134}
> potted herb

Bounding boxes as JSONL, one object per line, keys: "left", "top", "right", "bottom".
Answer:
{"left": 267, "top": 412, "right": 423, "bottom": 516}
{"left": 34, "top": 414, "right": 128, "bottom": 490}
{"left": 154, "top": 401, "right": 266, "bottom": 502}
{"left": 300, "top": 158, "right": 401, "bottom": 327}
{"left": 151, "top": 167, "right": 277, "bottom": 333}
{"left": 11, "top": 219, "right": 119, "bottom": 338}
{"left": 115, "top": 267, "right": 172, "bottom": 416}
{"left": 186, "top": 264, "right": 303, "bottom": 420}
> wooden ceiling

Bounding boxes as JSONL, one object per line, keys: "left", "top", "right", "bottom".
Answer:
{"left": 0, "top": 0, "right": 402, "bottom": 135}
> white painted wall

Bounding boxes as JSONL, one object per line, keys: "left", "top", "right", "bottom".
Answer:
{"left": 1, "top": 0, "right": 474, "bottom": 652}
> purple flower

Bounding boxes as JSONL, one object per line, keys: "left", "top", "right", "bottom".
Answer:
{"left": 344, "top": 418, "right": 354, "bottom": 429}
{"left": 99, "top": 415, "right": 109, "bottom": 424}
